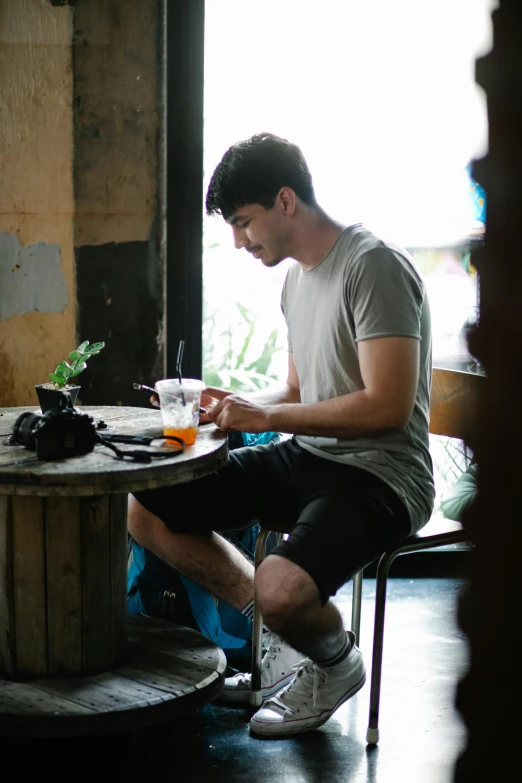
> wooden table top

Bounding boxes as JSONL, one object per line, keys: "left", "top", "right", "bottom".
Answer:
{"left": 0, "top": 405, "right": 228, "bottom": 497}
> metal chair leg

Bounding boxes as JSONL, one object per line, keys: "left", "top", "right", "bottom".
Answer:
{"left": 366, "top": 528, "right": 470, "bottom": 745}
{"left": 250, "top": 528, "right": 271, "bottom": 707}
{"left": 366, "top": 549, "right": 397, "bottom": 745}
{"left": 351, "top": 570, "right": 363, "bottom": 647}
{"left": 365, "top": 530, "right": 470, "bottom": 744}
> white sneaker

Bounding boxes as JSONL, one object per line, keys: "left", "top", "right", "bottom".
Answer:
{"left": 219, "top": 631, "right": 302, "bottom": 704}
{"left": 250, "top": 631, "right": 366, "bottom": 737}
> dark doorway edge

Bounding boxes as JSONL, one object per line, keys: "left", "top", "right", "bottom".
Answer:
{"left": 166, "top": 0, "right": 205, "bottom": 380}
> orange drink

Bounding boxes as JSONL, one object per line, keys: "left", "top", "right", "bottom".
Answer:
{"left": 164, "top": 426, "right": 198, "bottom": 447}
{"left": 155, "top": 378, "right": 205, "bottom": 448}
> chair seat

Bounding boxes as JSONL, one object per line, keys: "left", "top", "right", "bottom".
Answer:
{"left": 406, "top": 513, "right": 473, "bottom": 552}
{"left": 260, "top": 512, "right": 471, "bottom": 549}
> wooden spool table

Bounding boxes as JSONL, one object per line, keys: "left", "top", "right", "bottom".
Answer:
{"left": 0, "top": 405, "right": 228, "bottom": 736}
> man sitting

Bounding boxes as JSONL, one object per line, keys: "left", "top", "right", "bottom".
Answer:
{"left": 128, "top": 132, "right": 434, "bottom": 737}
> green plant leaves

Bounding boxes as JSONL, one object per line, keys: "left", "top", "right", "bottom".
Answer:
{"left": 50, "top": 341, "right": 105, "bottom": 387}
{"left": 49, "top": 372, "right": 66, "bottom": 387}
{"left": 71, "top": 362, "right": 87, "bottom": 377}
{"left": 202, "top": 301, "right": 281, "bottom": 393}
{"left": 245, "top": 329, "right": 279, "bottom": 376}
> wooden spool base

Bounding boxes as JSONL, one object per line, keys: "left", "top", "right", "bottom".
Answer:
{"left": 0, "top": 616, "right": 226, "bottom": 737}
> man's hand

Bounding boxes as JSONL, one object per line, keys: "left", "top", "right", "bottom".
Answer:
{"left": 199, "top": 386, "right": 232, "bottom": 424}
{"left": 207, "top": 394, "right": 273, "bottom": 433}
{"left": 199, "top": 361, "right": 300, "bottom": 431}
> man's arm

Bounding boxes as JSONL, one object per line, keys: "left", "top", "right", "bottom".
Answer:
{"left": 208, "top": 336, "right": 419, "bottom": 436}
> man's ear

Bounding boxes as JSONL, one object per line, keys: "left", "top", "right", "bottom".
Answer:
{"left": 276, "top": 186, "right": 297, "bottom": 217}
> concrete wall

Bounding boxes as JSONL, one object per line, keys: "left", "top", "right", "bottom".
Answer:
{"left": 0, "top": 0, "right": 76, "bottom": 406}
{"left": 0, "top": 0, "right": 164, "bottom": 408}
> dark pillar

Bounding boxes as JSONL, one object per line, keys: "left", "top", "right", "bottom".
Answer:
{"left": 454, "top": 2, "right": 522, "bottom": 779}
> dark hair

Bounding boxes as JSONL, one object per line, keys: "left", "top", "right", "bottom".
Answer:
{"left": 205, "top": 132, "right": 317, "bottom": 219}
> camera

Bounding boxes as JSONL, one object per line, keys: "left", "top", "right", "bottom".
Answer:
{"left": 12, "top": 391, "right": 98, "bottom": 460}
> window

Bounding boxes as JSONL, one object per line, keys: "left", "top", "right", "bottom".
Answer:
{"left": 203, "top": 0, "right": 494, "bottom": 389}
{"left": 202, "top": 0, "right": 494, "bottom": 504}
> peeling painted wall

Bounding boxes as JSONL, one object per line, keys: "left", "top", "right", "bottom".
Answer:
{"left": 0, "top": 0, "right": 164, "bottom": 408}
{"left": 0, "top": 0, "right": 76, "bottom": 406}
{"left": 0, "top": 233, "right": 69, "bottom": 321}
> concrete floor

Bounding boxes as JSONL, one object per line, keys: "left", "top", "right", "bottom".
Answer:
{"left": 2, "top": 578, "right": 469, "bottom": 783}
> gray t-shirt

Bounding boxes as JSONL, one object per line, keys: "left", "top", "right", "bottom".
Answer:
{"left": 280, "top": 223, "right": 435, "bottom": 534}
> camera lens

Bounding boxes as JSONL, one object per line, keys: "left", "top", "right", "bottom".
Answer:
{"left": 12, "top": 411, "right": 42, "bottom": 449}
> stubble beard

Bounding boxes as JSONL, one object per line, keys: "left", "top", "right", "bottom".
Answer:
{"left": 262, "top": 255, "right": 284, "bottom": 268}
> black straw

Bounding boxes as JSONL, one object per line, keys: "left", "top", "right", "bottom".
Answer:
{"left": 176, "top": 340, "right": 186, "bottom": 405}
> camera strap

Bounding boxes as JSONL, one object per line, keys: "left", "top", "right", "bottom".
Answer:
{"left": 96, "top": 432, "right": 185, "bottom": 463}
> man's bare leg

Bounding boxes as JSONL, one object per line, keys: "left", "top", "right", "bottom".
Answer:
{"left": 129, "top": 498, "right": 344, "bottom": 657}
{"left": 249, "top": 554, "right": 365, "bottom": 738}
{"left": 255, "top": 554, "right": 346, "bottom": 659}
{"left": 128, "top": 495, "right": 254, "bottom": 610}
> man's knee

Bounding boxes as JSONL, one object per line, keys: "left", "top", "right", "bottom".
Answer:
{"left": 255, "top": 554, "right": 320, "bottom": 632}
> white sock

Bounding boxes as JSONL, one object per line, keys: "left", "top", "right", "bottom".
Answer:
{"left": 315, "top": 633, "right": 351, "bottom": 668}
{"left": 241, "top": 599, "right": 254, "bottom": 620}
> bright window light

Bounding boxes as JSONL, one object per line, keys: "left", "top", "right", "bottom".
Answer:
{"left": 203, "top": 0, "right": 496, "bottom": 385}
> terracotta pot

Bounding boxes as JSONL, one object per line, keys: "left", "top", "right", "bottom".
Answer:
{"left": 34, "top": 383, "right": 81, "bottom": 413}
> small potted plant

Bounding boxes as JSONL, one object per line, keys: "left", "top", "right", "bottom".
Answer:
{"left": 35, "top": 340, "right": 105, "bottom": 412}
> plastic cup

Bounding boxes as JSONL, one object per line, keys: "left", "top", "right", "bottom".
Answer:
{"left": 155, "top": 378, "right": 205, "bottom": 447}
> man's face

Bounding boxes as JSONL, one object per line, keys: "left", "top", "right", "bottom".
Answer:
{"left": 227, "top": 202, "right": 291, "bottom": 268}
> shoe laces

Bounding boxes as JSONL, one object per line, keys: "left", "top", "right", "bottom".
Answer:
{"left": 262, "top": 632, "right": 283, "bottom": 667}
{"left": 230, "top": 632, "right": 284, "bottom": 687}
{"left": 266, "top": 660, "right": 328, "bottom": 714}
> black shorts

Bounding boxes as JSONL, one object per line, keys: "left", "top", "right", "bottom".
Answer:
{"left": 132, "top": 437, "right": 410, "bottom": 603}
